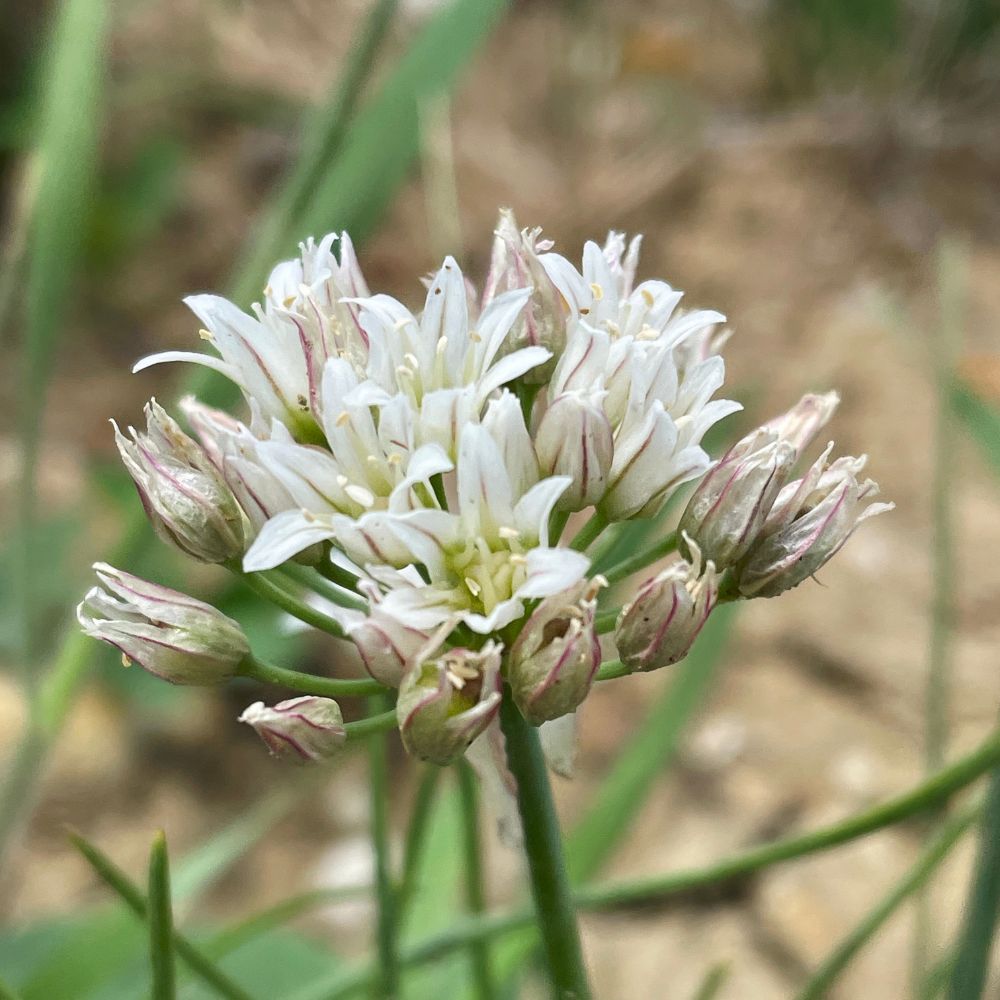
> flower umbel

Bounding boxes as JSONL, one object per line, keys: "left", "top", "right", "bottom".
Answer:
{"left": 82, "top": 211, "right": 891, "bottom": 772}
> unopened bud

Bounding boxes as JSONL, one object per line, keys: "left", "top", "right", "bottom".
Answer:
{"left": 483, "top": 209, "right": 564, "bottom": 379}
{"left": 735, "top": 453, "right": 893, "bottom": 598}
{"left": 116, "top": 400, "right": 244, "bottom": 563}
{"left": 678, "top": 434, "right": 796, "bottom": 567}
{"left": 350, "top": 608, "right": 431, "bottom": 688}
{"left": 77, "top": 563, "right": 249, "bottom": 684}
{"left": 397, "top": 642, "right": 502, "bottom": 765}
{"left": 239, "top": 696, "right": 346, "bottom": 762}
{"left": 508, "top": 579, "right": 603, "bottom": 723}
{"left": 615, "top": 546, "right": 719, "bottom": 672}
{"left": 535, "top": 394, "right": 614, "bottom": 512}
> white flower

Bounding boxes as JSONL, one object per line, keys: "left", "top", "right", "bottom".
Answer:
{"left": 134, "top": 234, "right": 371, "bottom": 441}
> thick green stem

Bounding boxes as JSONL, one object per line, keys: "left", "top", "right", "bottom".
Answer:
{"left": 498, "top": 694, "right": 591, "bottom": 1000}
{"left": 368, "top": 694, "right": 399, "bottom": 999}
{"left": 238, "top": 656, "right": 385, "bottom": 699}
{"left": 600, "top": 529, "right": 678, "bottom": 585}
{"left": 458, "top": 762, "right": 498, "bottom": 1000}
{"left": 595, "top": 659, "right": 629, "bottom": 682}
{"left": 279, "top": 563, "right": 368, "bottom": 612}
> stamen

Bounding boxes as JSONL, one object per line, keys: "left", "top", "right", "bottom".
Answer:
{"left": 198, "top": 328, "right": 214, "bottom": 342}
{"left": 464, "top": 576, "right": 482, "bottom": 597}
{"left": 641, "top": 288, "right": 655, "bottom": 307}
{"left": 345, "top": 484, "right": 376, "bottom": 508}
{"left": 404, "top": 352, "right": 420, "bottom": 370}
{"left": 498, "top": 526, "right": 520, "bottom": 540}
{"left": 336, "top": 474, "right": 349, "bottom": 488}
{"left": 468, "top": 330, "right": 482, "bottom": 343}
{"left": 335, "top": 411, "right": 351, "bottom": 427}
{"left": 590, "top": 283, "right": 604, "bottom": 300}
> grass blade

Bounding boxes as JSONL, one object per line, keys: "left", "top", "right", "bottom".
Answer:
{"left": 230, "top": 0, "right": 400, "bottom": 304}
{"left": 798, "top": 806, "right": 977, "bottom": 1000}
{"left": 148, "top": 832, "right": 176, "bottom": 1000}
{"left": 691, "top": 962, "right": 730, "bottom": 1000}
{"left": 946, "top": 769, "right": 1000, "bottom": 1000}
{"left": 67, "top": 830, "right": 256, "bottom": 1000}
{"left": 567, "top": 604, "right": 737, "bottom": 881}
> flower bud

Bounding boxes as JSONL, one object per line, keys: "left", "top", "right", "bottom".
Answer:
{"left": 350, "top": 608, "right": 432, "bottom": 688}
{"left": 734, "top": 453, "right": 893, "bottom": 598}
{"left": 482, "top": 209, "right": 565, "bottom": 379}
{"left": 678, "top": 391, "right": 841, "bottom": 568}
{"left": 239, "top": 696, "right": 346, "bottom": 762}
{"left": 397, "top": 642, "right": 502, "bottom": 765}
{"left": 678, "top": 434, "right": 797, "bottom": 568}
{"left": 77, "top": 563, "right": 249, "bottom": 684}
{"left": 116, "top": 400, "right": 244, "bottom": 563}
{"left": 615, "top": 546, "right": 720, "bottom": 672}
{"left": 535, "top": 393, "right": 614, "bottom": 512}
{"left": 508, "top": 579, "right": 603, "bottom": 724}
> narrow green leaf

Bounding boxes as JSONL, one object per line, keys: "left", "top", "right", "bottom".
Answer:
{"left": 397, "top": 766, "right": 443, "bottom": 916}
{"left": 203, "top": 887, "right": 370, "bottom": 960}
{"left": 148, "top": 832, "right": 176, "bottom": 1000}
{"left": 67, "top": 831, "right": 255, "bottom": 1000}
{"left": 951, "top": 381, "right": 1000, "bottom": 481}
{"left": 230, "top": 0, "right": 400, "bottom": 304}
{"left": 797, "top": 806, "right": 977, "bottom": 1000}
{"left": 567, "top": 604, "right": 737, "bottom": 881}
{"left": 946, "top": 769, "right": 1000, "bottom": 1000}
{"left": 17, "top": 0, "right": 109, "bottom": 676}
{"left": 691, "top": 962, "right": 730, "bottom": 1000}
{"left": 288, "top": 0, "right": 510, "bottom": 248}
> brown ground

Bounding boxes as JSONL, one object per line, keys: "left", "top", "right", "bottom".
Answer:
{"left": 3, "top": 1, "right": 1000, "bottom": 997}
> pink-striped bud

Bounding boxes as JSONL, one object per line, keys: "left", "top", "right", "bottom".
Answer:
{"left": 615, "top": 547, "right": 720, "bottom": 672}
{"left": 240, "top": 696, "right": 346, "bottom": 762}
{"left": 535, "top": 393, "right": 614, "bottom": 512}
{"left": 397, "top": 643, "right": 502, "bottom": 765}
{"left": 115, "top": 400, "right": 244, "bottom": 563}
{"left": 508, "top": 578, "right": 604, "bottom": 724}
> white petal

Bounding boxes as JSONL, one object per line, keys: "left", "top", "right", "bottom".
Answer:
{"left": 243, "top": 510, "right": 336, "bottom": 571}
{"left": 513, "top": 476, "right": 572, "bottom": 545}
{"left": 516, "top": 547, "right": 589, "bottom": 600}
{"left": 457, "top": 424, "right": 515, "bottom": 540}
{"left": 477, "top": 346, "right": 552, "bottom": 402}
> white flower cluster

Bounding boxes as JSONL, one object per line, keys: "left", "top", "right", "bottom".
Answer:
{"left": 81, "top": 210, "right": 890, "bottom": 770}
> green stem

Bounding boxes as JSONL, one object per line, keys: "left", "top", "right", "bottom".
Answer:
{"left": 279, "top": 563, "right": 368, "bottom": 612}
{"left": 234, "top": 569, "right": 348, "bottom": 638}
{"left": 0, "top": 975, "right": 24, "bottom": 1000}
{"left": 368, "top": 694, "right": 400, "bottom": 999}
{"left": 568, "top": 510, "right": 607, "bottom": 553}
{"left": 238, "top": 656, "right": 385, "bottom": 699}
{"left": 398, "top": 766, "right": 442, "bottom": 918}
{"left": 548, "top": 510, "right": 571, "bottom": 546}
{"left": 946, "top": 767, "right": 1000, "bottom": 1000}
{"left": 457, "top": 762, "right": 498, "bottom": 1000}
{"left": 798, "top": 806, "right": 977, "bottom": 1000}
{"left": 595, "top": 659, "right": 629, "bottom": 682}
{"left": 594, "top": 608, "right": 619, "bottom": 634}
{"left": 691, "top": 963, "right": 730, "bottom": 1000}
{"left": 498, "top": 694, "right": 591, "bottom": 1000}
{"left": 345, "top": 710, "right": 397, "bottom": 741}
{"left": 600, "top": 529, "right": 678, "bottom": 585}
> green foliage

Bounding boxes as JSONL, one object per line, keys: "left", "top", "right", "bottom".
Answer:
{"left": 148, "top": 832, "right": 176, "bottom": 1000}
{"left": 946, "top": 773, "right": 1000, "bottom": 999}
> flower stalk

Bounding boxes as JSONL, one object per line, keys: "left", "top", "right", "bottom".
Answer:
{"left": 499, "top": 693, "right": 592, "bottom": 1000}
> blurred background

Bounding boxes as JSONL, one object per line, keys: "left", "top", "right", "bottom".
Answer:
{"left": 2, "top": 0, "right": 1000, "bottom": 996}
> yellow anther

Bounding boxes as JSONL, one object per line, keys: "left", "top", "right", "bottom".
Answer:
{"left": 468, "top": 330, "right": 482, "bottom": 343}
{"left": 498, "top": 526, "right": 520, "bottom": 540}
{"left": 641, "top": 288, "right": 655, "bottom": 307}
{"left": 509, "top": 553, "right": 528, "bottom": 566}
{"left": 121, "top": 653, "right": 132, "bottom": 668}
{"left": 345, "top": 484, "right": 376, "bottom": 509}
{"left": 335, "top": 410, "right": 351, "bottom": 427}
{"left": 590, "top": 283, "right": 604, "bottom": 300}
{"left": 464, "top": 576, "right": 482, "bottom": 597}
{"left": 198, "top": 328, "right": 214, "bottom": 342}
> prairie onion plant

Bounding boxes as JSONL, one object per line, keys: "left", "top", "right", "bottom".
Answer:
{"left": 78, "top": 211, "right": 891, "bottom": 991}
